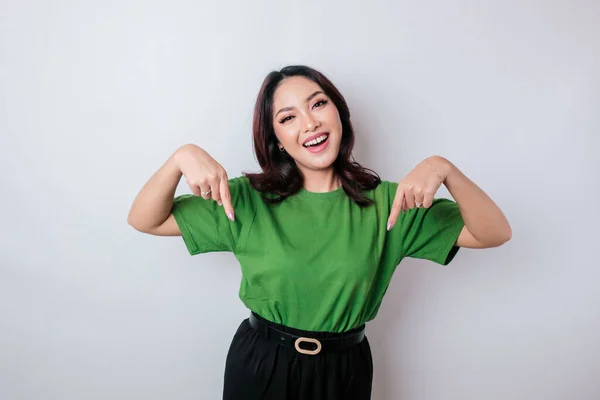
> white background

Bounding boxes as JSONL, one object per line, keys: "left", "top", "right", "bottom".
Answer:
{"left": 1, "top": 1, "right": 598, "bottom": 399}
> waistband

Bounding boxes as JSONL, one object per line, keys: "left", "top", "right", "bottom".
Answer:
{"left": 248, "top": 312, "right": 365, "bottom": 355}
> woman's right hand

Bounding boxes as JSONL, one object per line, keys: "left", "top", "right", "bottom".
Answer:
{"left": 174, "top": 144, "right": 235, "bottom": 221}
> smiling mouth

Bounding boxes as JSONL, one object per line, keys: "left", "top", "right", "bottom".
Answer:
{"left": 303, "top": 133, "right": 329, "bottom": 148}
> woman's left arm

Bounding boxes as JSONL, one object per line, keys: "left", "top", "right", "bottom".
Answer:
{"left": 434, "top": 156, "right": 512, "bottom": 248}
{"left": 387, "top": 155, "right": 512, "bottom": 249}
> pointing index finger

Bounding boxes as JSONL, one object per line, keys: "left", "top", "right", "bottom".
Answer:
{"left": 387, "top": 186, "right": 405, "bottom": 231}
{"left": 220, "top": 175, "right": 235, "bottom": 221}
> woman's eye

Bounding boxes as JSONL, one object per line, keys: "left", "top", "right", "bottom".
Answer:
{"left": 314, "top": 99, "right": 328, "bottom": 108}
{"left": 278, "top": 100, "right": 327, "bottom": 123}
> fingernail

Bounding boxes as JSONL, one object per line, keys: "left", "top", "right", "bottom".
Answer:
{"left": 218, "top": 201, "right": 222, "bottom": 206}
{"left": 228, "top": 212, "right": 235, "bottom": 221}
{"left": 387, "top": 221, "right": 392, "bottom": 231}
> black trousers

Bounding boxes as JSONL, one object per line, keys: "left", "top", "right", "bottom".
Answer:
{"left": 223, "top": 313, "right": 373, "bottom": 400}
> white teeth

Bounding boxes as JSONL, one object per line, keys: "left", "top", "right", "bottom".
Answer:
{"left": 304, "top": 134, "right": 328, "bottom": 147}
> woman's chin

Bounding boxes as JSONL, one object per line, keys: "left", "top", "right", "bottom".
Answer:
{"left": 299, "top": 154, "right": 338, "bottom": 172}
{"left": 291, "top": 143, "right": 341, "bottom": 172}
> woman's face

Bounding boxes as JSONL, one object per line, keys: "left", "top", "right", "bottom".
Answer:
{"left": 271, "top": 76, "right": 343, "bottom": 174}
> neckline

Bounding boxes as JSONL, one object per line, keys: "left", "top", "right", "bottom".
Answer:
{"left": 297, "top": 185, "right": 345, "bottom": 200}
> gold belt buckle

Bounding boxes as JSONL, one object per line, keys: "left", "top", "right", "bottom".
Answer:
{"left": 294, "top": 337, "right": 322, "bottom": 355}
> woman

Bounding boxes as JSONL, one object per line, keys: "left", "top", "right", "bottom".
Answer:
{"left": 127, "top": 65, "right": 512, "bottom": 399}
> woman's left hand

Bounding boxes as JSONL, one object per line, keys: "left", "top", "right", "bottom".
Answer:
{"left": 387, "top": 156, "right": 450, "bottom": 231}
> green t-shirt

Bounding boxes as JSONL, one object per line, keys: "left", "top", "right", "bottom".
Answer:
{"left": 172, "top": 176, "right": 464, "bottom": 332}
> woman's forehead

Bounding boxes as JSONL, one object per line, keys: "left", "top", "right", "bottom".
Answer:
{"left": 273, "top": 77, "right": 323, "bottom": 105}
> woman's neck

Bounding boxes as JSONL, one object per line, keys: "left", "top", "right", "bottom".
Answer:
{"left": 301, "top": 167, "right": 341, "bottom": 193}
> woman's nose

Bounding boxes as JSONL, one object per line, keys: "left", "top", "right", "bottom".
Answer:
{"left": 303, "top": 114, "right": 319, "bottom": 132}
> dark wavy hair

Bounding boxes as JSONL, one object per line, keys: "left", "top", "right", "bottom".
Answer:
{"left": 244, "top": 65, "right": 381, "bottom": 207}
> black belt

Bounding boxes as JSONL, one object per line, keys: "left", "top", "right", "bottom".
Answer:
{"left": 248, "top": 312, "right": 365, "bottom": 355}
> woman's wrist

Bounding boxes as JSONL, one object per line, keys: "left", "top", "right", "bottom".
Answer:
{"left": 425, "top": 155, "right": 453, "bottom": 184}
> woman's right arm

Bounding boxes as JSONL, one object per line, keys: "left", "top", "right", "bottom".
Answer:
{"left": 127, "top": 144, "right": 235, "bottom": 236}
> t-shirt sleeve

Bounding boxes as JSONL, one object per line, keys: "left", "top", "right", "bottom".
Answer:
{"left": 399, "top": 197, "right": 465, "bottom": 265}
{"left": 170, "top": 176, "right": 255, "bottom": 255}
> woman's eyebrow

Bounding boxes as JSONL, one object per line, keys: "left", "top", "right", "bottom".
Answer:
{"left": 275, "top": 91, "right": 325, "bottom": 117}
